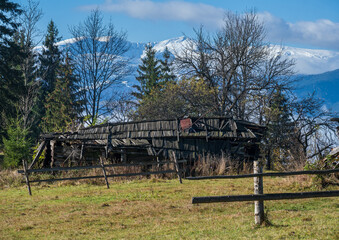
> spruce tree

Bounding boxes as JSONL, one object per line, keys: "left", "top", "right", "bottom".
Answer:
{"left": 132, "top": 44, "right": 162, "bottom": 100}
{"left": 160, "top": 47, "right": 175, "bottom": 83}
{"left": 41, "top": 52, "right": 81, "bottom": 133}
{"left": 0, "top": 0, "right": 23, "bottom": 140}
{"left": 265, "top": 88, "right": 293, "bottom": 169}
{"left": 39, "top": 20, "right": 61, "bottom": 93}
{"left": 37, "top": 20, "right": 62, "bottom": 131}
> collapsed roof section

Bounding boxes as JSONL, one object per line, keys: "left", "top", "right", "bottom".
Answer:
{"left": 43, "top": 117, "right": 264, "bottom": 141}
{"left": 39, "top": 117, "right": 265, "bottom": 167}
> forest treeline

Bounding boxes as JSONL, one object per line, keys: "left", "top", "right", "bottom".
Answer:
{"left": 0, "top": 0, "right": 337, "bottom": 170}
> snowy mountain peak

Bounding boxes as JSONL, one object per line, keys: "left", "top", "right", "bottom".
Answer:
{"left": 54, "top": 36, "right": 339, "bottom": 75}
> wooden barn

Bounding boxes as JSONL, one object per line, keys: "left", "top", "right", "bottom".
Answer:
{"left": 32, "top": 117, "right": 265, "bottom": 169}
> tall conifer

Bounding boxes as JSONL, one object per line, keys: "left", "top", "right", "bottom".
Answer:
{"left": 0, "top": 0, "right": 23, "bottom": 139}
{"left": 132, "top": 44, "right": 162, "bottom": 100}
{"left": 39, "top": 20, "right": 61, "bottom": 94}
{"left": 37, "top": 20, "right": 61, "bottom": 131}
{"left": 160, "top": 47, "right": 175, "bottom": 83}
{"left": 41, "top": 52, "right": 81, "bottom": 133}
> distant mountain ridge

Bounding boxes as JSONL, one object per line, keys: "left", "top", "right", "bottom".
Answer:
{"left": 54, "top": 36, "right": 339, "bottom": 75}
{"left": 296, "top": 69, "right": 339, "bottom": 112}
{"left": 53, "top": 36, "right": 339, "bottom": 112}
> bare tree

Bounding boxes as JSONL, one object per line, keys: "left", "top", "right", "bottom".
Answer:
{"left": 290, "top": 93, "right": 337, "bottom": 161}
{"left": 16, "top": 0, "right": 43, "bottom": 130}
{"left": 69, "top": 9, "right": 130, "bottom": 125}
{"left": 175, "top": 11, "right": 295, "bottom": 120}
{"left": 105, "top": 92, "right": 135, "bottom": 122}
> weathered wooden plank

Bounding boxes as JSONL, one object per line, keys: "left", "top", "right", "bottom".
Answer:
{"left": 186, "top": 169, "right": 339, "bottom": 180}
{"left": 18, "top": 160, "right": 188, "bottom": 174}
{"left": 100, "top": 157, "right": 110, "bottom": 189}
{"left": 22, "top": 160, "right": 32, "bottom": 196}
{"left": 171, "top": 151, "right": 182, "bottom": 184}
{"left": 28, "top": 170, "right": 177, "bottom": 183}
{"left": 29, "top": 141, "right": 46, "bottom": 169}
{"left": 192, "top": 191, "right": 339, "bottom": 204}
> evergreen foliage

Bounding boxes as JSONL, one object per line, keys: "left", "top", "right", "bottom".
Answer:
{"left": 264, "top": 88, "right": 293, "bottom": 169}
{"left": 37, "top": 20, "right": 62, "bottom": 131}
{"left": 132, "top": 44, "right": 162, "bottom": 100}
{"left": 2, "top": 116, "right": 31, "bottom": 168}
{"left": 160, "top": 47, "right": 176, "bottom": 83}
{"left": 39, "top": 20, "right": 61, "bottom": 94}
{"left": 41, "top": 52, "right": 81, "bottom": 133}
{"left": 0, "top": 0, "right": 23, "bottom": 140}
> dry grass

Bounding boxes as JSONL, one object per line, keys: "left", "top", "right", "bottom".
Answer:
{"left": 0, "top": 174, "right": 338, "bottom": 239}
{"left": 191, "top": 153, "right": 252, "bottom": 176}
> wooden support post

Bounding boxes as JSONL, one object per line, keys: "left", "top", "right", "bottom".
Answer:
{"left": 254, "top": 160, "right": 264, "bottom": 225}
{"left": 43, "top": 140, "right": 51, "bottom": 168}
{"left": 100, "top": 157, "right": 110, "bottom": 189}
{"left": 50, "top": 140, "right": 55, "bottom": 168}
{"left": 29, "top": 141, "right": 46, "bottom": 169}
{"left": 120, "top": 149, "right": 127, "bottom": 163}
{"left": 22, "top": 160, "right": 32, "bottom": 196}
{"left": 172, "top": 151, "right": 182, "bottom": 184}
{"left": 80, "top": 143, "right": 84, "bottom": 161}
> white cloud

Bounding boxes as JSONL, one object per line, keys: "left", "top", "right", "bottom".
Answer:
{"left": 80, "top": 0, "right": 339, "bottom": 50}
{"left": 258, "top": 12, "right": 339, "bottom": 50}
{"left": 79, "top": 0, "right": 224, "bottom": 28}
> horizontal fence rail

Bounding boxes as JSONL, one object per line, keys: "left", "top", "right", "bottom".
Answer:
{"left": 18, "top": 160, "right": 187, "bottom": 174}
{"left": 186, "top": 168, "right": 339, "bottom": 180}
{"left": 19, "top": 158, "right": 186, "bottom": 195}
{"left": 189, "top": 159, "right": 339, "bottom": 225}
{"left": 28, "top": 170, "right": 180, "bottom": 183}
{"left": 192, "top": 190, "right": 339, "bottom": 204}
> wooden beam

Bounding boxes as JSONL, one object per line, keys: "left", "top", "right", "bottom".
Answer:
{"left": 29, "top": 141, "right": 46, "bottom": 169}
{"left": 100, "top": 157, "right": 110, "bottom": 189}
{"left": 172, "top": 151, "right": 182, "bottom": 184}
{"left": 22, "top": 160, "right": 32, "bottom": 196}
{"left": 192, "top": 191, "right": 339, "bottom": 204}
{"left": 186, "top": 169, "right": 339, "bottom": 180}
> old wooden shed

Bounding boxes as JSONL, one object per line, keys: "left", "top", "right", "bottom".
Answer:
{"left": 33, "top": 117, "right": 265, "bottom": 168}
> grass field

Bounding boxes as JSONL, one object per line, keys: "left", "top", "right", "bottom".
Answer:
{"left": 0, "top": 175, "right": 338, "bottom": 239}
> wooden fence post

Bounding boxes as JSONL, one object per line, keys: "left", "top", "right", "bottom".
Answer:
{"left": 22, "top": 160, "right": 32, "bottom": 196}
{"left": 253, "top": 160, "right": 264, "bottom": 225}
{"left": 172, "top": 151, "right": 182, "bottom": 184}
{"left": 100, "top": 157, "right": 110, "bottom": 189}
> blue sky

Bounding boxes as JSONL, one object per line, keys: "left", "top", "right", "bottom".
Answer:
{"left": 12, "top": 0, "right": 339, "bottom": 50}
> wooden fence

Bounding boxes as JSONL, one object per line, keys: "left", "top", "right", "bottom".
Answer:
{"left": 19, "top": 156, "right": 185, "bottom": 195}
{"left": 187, "top": 160, "right": 339, "bottom": 225}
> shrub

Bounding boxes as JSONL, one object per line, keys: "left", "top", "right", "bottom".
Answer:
{"left": 2, "top": 118, "right": 31, "bottom": 168}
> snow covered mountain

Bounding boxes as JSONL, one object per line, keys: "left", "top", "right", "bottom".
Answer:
{"left": 54, "top": 36, "right": 339, "bottom": 75}
{"left": 54, "top": 36, "right": 339, "bottom": 111}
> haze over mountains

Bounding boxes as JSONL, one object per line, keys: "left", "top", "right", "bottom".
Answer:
{"left": 55, "top": 36, "right": 339, "bottom": 112}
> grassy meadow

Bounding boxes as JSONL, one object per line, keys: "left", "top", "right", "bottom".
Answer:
{"left": 0, "top": 174, "right": 338, "bottom": 239}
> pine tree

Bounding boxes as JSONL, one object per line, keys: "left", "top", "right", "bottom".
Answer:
{"left": 0, "top": 0, "right": 23, "bottom": 140}
{"left": 132, "top": 44, "right": 162, "bottom": 100}
{"left": 160, "top": 47, "right": 175, "bottom": 83}
{"left": 36, "top": 20, "right": 62, "bottom": 131}
{"left": 41, "top": 52, "right": 81, "bottom": 133}
{"left": 39, "top": 20, "right": 61, "bottom": 93}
